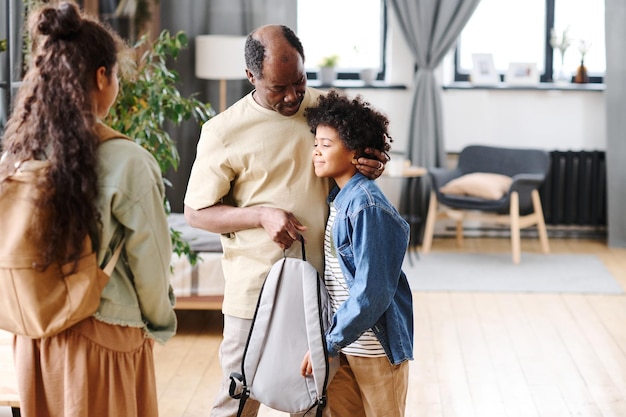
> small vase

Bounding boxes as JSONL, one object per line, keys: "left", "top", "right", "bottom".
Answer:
{"left": 574, "top": 60, "right": 589, "bottom": 84}
{"left": 359, "top": 68, "right": 377, "bottom": 85}
{"left": 554, "top": 49, "right": 570, "bottom": 84}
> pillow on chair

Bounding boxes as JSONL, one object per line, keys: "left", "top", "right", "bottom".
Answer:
{"left": 440, "top": 172, "right": 513, "bottom": 200}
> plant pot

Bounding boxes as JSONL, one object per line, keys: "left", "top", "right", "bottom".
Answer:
{"left": 318, "top": 67, "right": 336, "bottom": 86}
{"left": 360, "top": 68, "right": 377, "bottom": 85}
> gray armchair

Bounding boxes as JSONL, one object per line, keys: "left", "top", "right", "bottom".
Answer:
{"left": 422, "top": 145, "right": 551, "bottom": 263}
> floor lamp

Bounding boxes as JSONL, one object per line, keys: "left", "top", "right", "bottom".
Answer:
{"left": 195, "top": 35, "right": 247, "bottom": 113}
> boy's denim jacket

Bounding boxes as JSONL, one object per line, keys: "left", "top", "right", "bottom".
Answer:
{"left": 325, "top": 173, "right": 414, "bottom": 365}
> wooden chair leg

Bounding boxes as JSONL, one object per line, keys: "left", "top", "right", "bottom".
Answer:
{"left": 532, "top": 189, "right": 550, "bottom": 254}
{"left": 455, "top": 220, "right": 464, "bottom": 248}
{"left": 421, "top": 191, "right": 437, "bottom": 254}
{"left": 510, "top": 191, "right": 521, "bottom": 264}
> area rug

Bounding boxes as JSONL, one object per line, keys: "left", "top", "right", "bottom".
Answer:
{"left": 403, "top": 253, "right": 624, "bottom": 294}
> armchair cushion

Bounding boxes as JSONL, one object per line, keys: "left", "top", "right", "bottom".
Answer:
{"left": 440, "top": 172, "right": 513, "bottom": 200}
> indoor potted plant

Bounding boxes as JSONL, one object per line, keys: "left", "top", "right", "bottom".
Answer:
{"left": 105, "top": 30, "right": 215, "bottom": 263}
{"left": 318, "top": 54, "right": 339, "bottom": 85}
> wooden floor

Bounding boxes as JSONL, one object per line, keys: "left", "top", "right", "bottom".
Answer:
{"left": 154, "top": 237, "right": 626, "bottom": 417}
{"left": 3, "top": 236, "right": 626, "bottom": 417}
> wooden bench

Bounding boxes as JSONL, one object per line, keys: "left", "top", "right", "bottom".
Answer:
{"left": 0, "top": 331, "right": 20, "bottom": 417}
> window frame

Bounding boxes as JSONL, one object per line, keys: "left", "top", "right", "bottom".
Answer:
{"left": 454, "top": 0, "right": 604, "bottom": 84}
{"left": 302, "top": 0, "right": 389, "bottom": 82}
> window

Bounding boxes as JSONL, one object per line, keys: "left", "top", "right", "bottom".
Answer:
{"left": 455, "top": 0, "right": 605, "bottom": 83}
{"left": 553, "top": 0, "right": 605, "bottom": 76}
{"left": 297, "top": 0, "right": 387, "bottom": 80}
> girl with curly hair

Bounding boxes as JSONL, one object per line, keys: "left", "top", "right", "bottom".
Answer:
{"left": 302, "top": 90, "right": 414, "bottom": 417}
{"left": 1, "top": 2, "right": 176, "bottom": 416}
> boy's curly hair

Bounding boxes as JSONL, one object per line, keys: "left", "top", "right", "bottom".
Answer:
{"left": 304, "top": 89, "right": 392, "bottom": 158}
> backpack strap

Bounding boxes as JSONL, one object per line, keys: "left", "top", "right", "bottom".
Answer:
{"left": 95, "top": 122, "right": 130, "bottom": 274}
{"left": 284, "top": 234, "right": 306, "bottom": 261}
{"left": 0, "top": 122, "right": 128, "bottom": 178}
{"left": 299, "top": 234, "right": 307, "bottom": 261}
{"left": 102, "top": 238, "right": 125, "bottom": 276}
{"left": 234, "top": 379, "right": 250, "bottom": 417}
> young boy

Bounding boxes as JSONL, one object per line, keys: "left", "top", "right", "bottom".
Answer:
{"left": 301, "top": 90, "right": 414, "bottom": 417}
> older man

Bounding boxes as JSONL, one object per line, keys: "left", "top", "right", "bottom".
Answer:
{"left": 184, "top": 24, "right": 385, "bottom": 417}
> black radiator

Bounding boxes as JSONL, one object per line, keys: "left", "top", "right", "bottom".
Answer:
{"left": 539, "top": 151, "right": 607, "bottom": 226}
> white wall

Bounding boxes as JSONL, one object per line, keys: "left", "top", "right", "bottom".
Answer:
{"left": 441, "top": 88, "right": 606, "bottom": 153}
{"left": 341, "top": 8, "right": 607, "bottom": 159}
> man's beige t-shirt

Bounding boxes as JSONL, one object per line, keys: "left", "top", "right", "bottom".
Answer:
{"left": 185, "top": 88, "right": 330, "bottom": 319}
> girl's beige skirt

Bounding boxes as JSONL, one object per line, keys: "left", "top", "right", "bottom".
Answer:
{"left": 13, "top": 317, "right": 157, "bottom": 417}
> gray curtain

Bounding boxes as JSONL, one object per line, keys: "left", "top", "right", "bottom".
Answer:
{"left": 605, "top": 0, "right": 626, "bottom": 247}
{"left": 388, "top": 0, "right": 480, "bottom": 245}
{"left": 159, "top": 0, "right": 296, "bottom": 212}
{"left": 388, "top": 0, "right": 480, "bottom": 169}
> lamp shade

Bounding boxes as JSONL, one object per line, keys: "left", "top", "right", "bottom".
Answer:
{"left": 195, "top": 35, "right": 247, "bottom": 80}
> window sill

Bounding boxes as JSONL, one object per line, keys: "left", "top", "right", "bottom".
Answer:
{"left": 308, "top": 80, "right": 407, "bottom": 90}
{"left": 443, "top": 81, "right": 605, "bottom": 92}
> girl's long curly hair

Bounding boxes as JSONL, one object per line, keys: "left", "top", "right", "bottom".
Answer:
{"left": 304, "top": 89, "right": 392, "bottom": 159}
{"left": 0, "top": 1, "right": 122, "bottom": 268}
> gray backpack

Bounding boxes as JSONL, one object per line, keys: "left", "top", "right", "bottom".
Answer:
{"left": 229, "top": 238, "right": 338, "bottom": 416}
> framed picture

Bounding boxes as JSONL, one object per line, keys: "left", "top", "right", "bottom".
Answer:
{"left": 470, "top": 53, "right": 499, "bottom": 85}
{"left": 505, "top": 62, "right": 539, "bottom": 86}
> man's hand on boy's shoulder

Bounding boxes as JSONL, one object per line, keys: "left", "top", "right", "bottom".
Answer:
{"left": 354, "top": 148, "right": 389, "bottom": 180}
